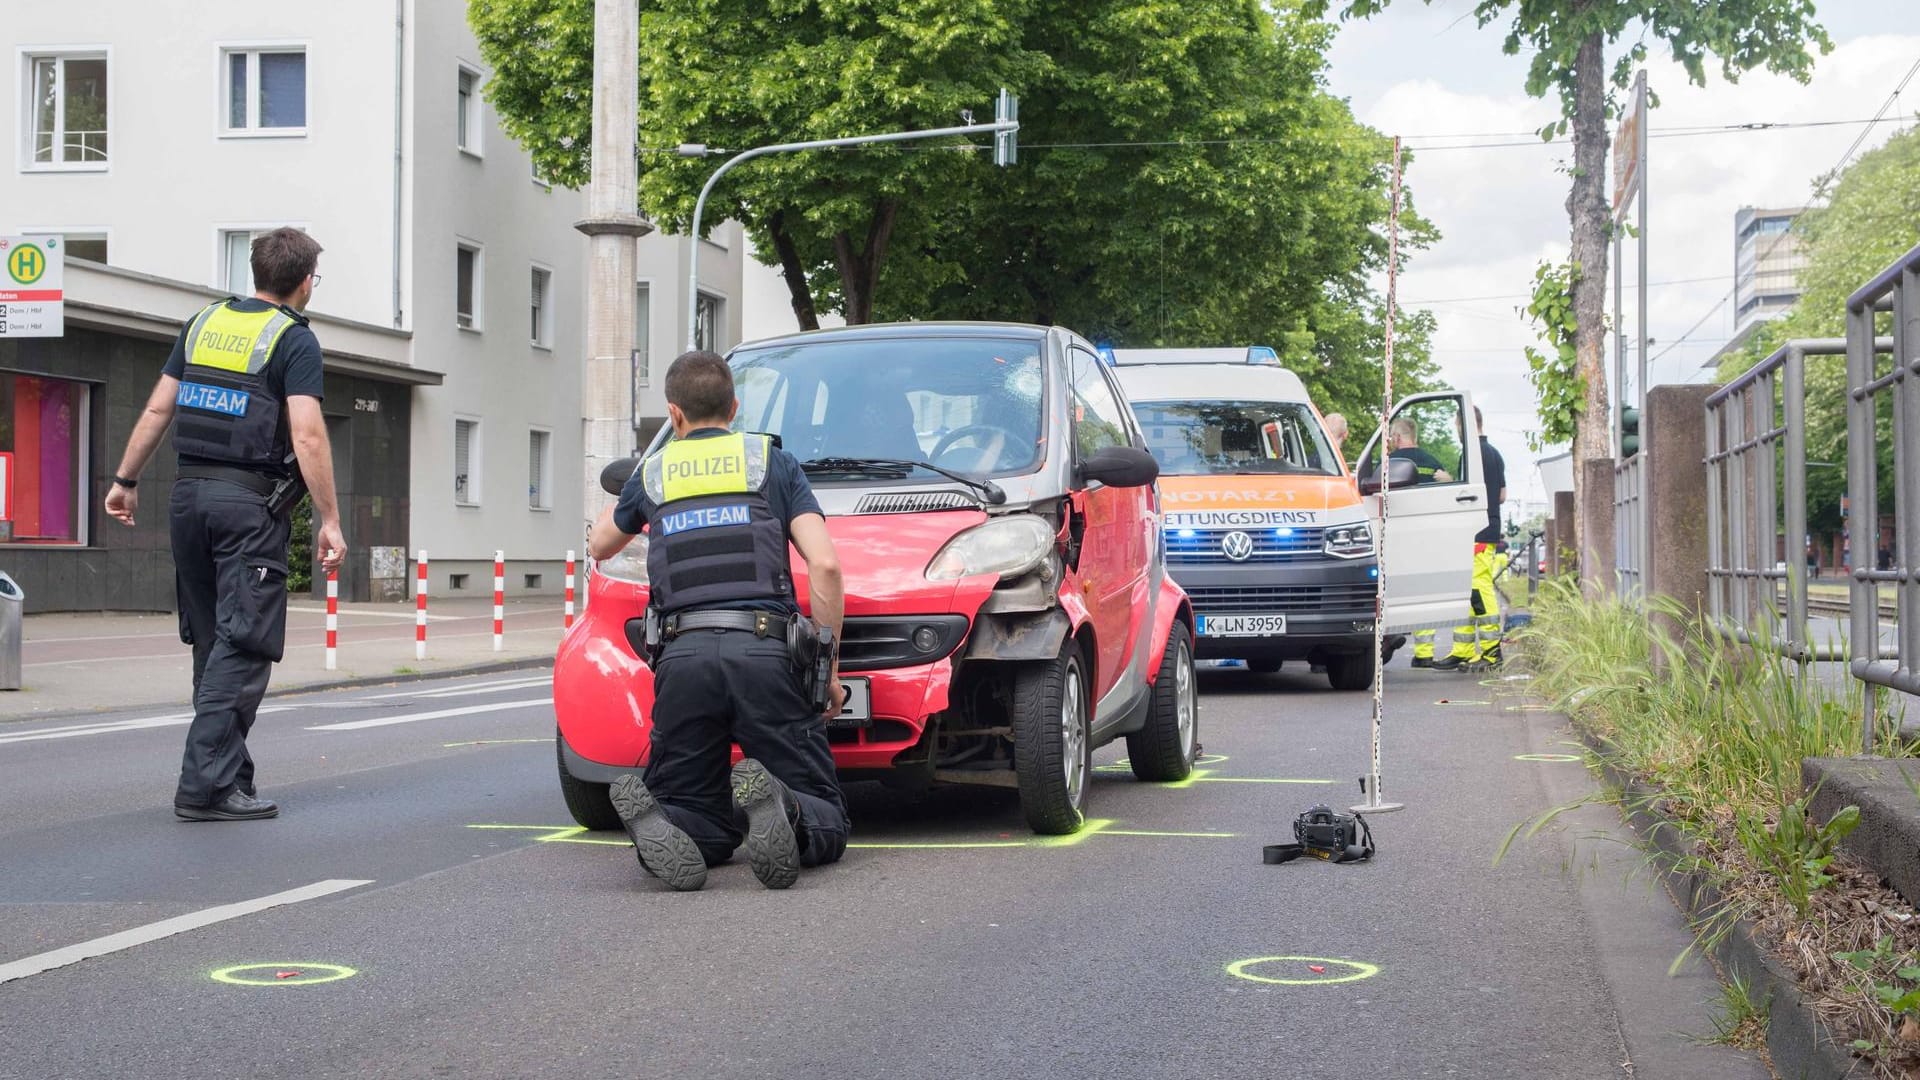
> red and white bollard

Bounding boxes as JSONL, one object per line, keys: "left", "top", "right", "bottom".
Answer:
{"left": 492, "top": 551, "right": 505, "bottom": 652}
{"left": 324, "top": 570, "right": 339, "bottom": 670}
{"left": 564, "top": 550, "right": 576, "bottom": 629}
{"left": 415, "top": 549, "right": 429, "bottom": 661}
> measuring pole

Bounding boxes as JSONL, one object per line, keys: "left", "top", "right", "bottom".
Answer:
{"left": 1355, "top": 136, "right": 1407, "bottom": 817}
{"left": 324, "top": 570, "right": 338, "bottom": 671}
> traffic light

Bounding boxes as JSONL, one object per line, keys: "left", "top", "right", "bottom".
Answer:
{"left": 994, "top": 88, "right": 1019, "bottom": 167}
{"left": 1619, "top": 405, "right": 1640, "bottom": 458}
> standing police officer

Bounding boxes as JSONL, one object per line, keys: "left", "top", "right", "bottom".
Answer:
{"left": 1431, "top": 406, "right": 1506, "bottom": 671}
{"left": 587, "top": 350, "right": 850, "bottom": 891}
{"left": 104, "top": 228, "right": 345, "bottom": 821}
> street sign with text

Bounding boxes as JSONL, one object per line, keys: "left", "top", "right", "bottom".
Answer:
{"left": 0, "top": 235, "right": 64, "bottom": 337}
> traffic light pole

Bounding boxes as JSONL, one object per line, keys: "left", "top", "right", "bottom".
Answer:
{"left": 679, "top": 101, "right": 1019, "bottom": 351}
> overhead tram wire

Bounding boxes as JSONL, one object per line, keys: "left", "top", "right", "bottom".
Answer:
{"left": 1649, "top": 54, "right": 1920, "bottom": 367}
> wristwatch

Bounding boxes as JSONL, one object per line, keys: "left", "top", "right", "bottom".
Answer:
{"left": 112, "top": 475, "right": 138, "bottom": 489}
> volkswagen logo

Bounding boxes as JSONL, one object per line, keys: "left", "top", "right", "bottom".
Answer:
{"left": 1220, "top": 530, "right": 1255, "bottom": 562}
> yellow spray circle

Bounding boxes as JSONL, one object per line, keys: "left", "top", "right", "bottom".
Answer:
{"left": 1514, "top": 753, "right": 1581, "bottom": 763}
{"left": 1434, "top": 699, "right": 1492, "bottom": 706}
{"left": 1504, "top": 704, "right": 1554, "bottom": 713}
{"left": 211, "top": 962, "right": 358, "bottom": 986}
{"left": 1226, "top": 956, "right": 1379, "bottom": 986}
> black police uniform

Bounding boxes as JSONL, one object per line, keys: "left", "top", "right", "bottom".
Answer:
{"left": 613, "top": 427, "right": 852, "bottom": 867}
{"left": 162, "top": 297, "right": 325, "bottom": 811}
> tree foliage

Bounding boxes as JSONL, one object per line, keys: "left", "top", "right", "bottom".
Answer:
{"left": 1716, "top": 123, "right": 1920, "bottom": 536}
{"left": 1520, "top": 260, "right": 1582, "bottom": 453}
{"left": 469, "top": 0, "right": 1445, "bottom": 405}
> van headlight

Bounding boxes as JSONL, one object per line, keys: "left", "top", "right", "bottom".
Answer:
{"left": 926, "top": 516, "right": 1056, "bottom": 582}
{"left": 596, "top": 535, "right": 650, "bottom": 584}
{"left": 1323, "top": 523, "right": 1375, "bottom": 560}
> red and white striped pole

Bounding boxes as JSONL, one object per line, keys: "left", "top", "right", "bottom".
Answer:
{"left": 415, "top": 549, "right": 429, "bottom": 660}
{"left": 564, "top": 550, "right": 576, "bottom": 629}
{"left": 324, "top": 569, "right": 339, "bottom": 670}
{"left": 492, "top": 550, "right": 505, "bottom": 652}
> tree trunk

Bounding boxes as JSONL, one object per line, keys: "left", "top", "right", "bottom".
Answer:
{"left": 766, "top": 210, "right": 819, "bottom": 331}
{"left": 1567, "top": 27, "right": 1613, "bottom": 580}
{"left": 831, "top": 199, "right": 900, "bottom": 325}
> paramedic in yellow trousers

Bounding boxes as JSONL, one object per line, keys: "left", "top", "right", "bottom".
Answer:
{"left": 1412, "top": 406, "right": 1506, "bottom": 670}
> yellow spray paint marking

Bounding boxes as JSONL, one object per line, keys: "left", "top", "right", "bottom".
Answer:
{"left": 443, "top": 738, "right": 549, "bottom": 748}
{"left": 1226, "top": 956, "right": 1379, "bottom": 986}
{"left": 469, "top": 821, "right": 1236, "bottom": 852}
{"left": 1513, "top": 753, "right": 1581, "bottom": 763}
{"left": 1098, "top": 752, "right": 1230, "bottom": 774}
{"left": 848, "top": 840, "right": 1027, "bottom": 850}
{"left": 1504, "top": 704, "right": 1554, "bottom": 713}
{"left": 211, "top": 963, "right": 358, "bottom": 987}
{"left": 468, "top": 823, "right": 632, "bottom": 846}
{"left": 1433, "top": 699, "right": 1492, "bottom": 706}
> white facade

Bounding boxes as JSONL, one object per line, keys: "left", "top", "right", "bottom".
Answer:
{"left": 2, "top": 1, "right": 760, "bottom": 595}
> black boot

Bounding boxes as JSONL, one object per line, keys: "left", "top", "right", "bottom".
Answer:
{"left": 610, "top": 774, "right": 707, "bottom": 892}
{"left": 731, "top": 758, "right": 801, "bottom": 890}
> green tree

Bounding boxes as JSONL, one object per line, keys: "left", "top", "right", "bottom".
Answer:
{"left": 1308, "top": 0, "right": 1830, "bottom": 556}
{"left": 1716, "top": 123, "right": 1920, "bottom": 538}
{"left": 1521, "top": 259, "right": 1581, "bottom": 453}
{"left": 470, "top": 0, "right": 1442, "bottom": 400}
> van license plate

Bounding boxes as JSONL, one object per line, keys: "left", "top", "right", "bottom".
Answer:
{"left": 831, "top": 678, "right": 872, "bottom": 726}
{"left": 1198, "top": 614, "right": 1287, "bottom": 637}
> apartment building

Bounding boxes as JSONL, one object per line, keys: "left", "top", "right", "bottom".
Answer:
{"left": 0, "top": 1, "right": 752, "bottom": 609}
{"left": 1733, "top": 206, "right": 1808, "bottom": 331}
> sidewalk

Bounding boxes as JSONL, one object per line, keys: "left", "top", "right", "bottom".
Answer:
{"left": 2, "top": 595, "right": 567, "bottom": 723}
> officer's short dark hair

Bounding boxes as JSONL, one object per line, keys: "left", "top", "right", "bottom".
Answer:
{"left": 664, "top": 350, "right": 735, "bottom": 423}
{"left": 251, "top": 228, "right": 323, "bottom": 298}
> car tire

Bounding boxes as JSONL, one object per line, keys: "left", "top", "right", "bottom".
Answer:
{"left": 1246, "top": 658, "right": 1282, "bottom": 674}
{"left": 1326, "top": 653, "right": 1375, "bottom": 691}
{"left": 556, "top": 729, "right": 623, "bottom": 831}
{"left": 1128, "top": 622, "right": 1199, "bottom": 782}
{"left": 1011, "top": 643, "right": 1091, "bottom": 835}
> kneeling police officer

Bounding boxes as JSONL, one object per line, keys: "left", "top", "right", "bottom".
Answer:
{"left": 587, "top": 350, "right": 850, "bottom": 891}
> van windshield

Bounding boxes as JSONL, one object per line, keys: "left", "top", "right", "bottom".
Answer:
{"left": 1132, "top": 400, "right": 1340, "bottom": 477}
{"left": 678, "top": 337, "right": 1048, "bottom": 478}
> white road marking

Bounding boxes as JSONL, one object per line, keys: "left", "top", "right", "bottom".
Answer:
{"left": 286, "top": 605, "right": 465, "bottom": 622}
{"left": 0, "top": 706, "right": 293, "bottom": 746}
{"left": 353, "top": 675, "right": 551, "bottom": 701}
{"left": 0, "top": 879, "right": 373, "bottom": 986}
{"left": 305, "top": 697, "right": 551, "bottom": 732}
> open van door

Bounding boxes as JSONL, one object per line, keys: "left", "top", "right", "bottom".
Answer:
{"left": 1354, "top": 392, "right": 1485, "bottom": 634}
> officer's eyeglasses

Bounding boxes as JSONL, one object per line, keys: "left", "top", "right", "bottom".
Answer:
{"left": 309, "top": 273, "right": 323, "bottom": 288}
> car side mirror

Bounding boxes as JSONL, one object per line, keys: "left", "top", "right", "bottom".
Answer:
{"left": 600, "top": 456, "right": 640, "bottom": 497}
{"left": 1357, "top": 455, "right": 1417, "bottom": 496}
{"left": 1079, "top": 446, "right": 1160, "bottom": 489}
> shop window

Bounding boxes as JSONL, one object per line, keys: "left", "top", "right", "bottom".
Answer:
{"left": 0, "top": 374, "right": 89, "bottom": 545}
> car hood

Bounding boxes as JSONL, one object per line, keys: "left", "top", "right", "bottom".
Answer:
{"left": 792, "top": 509, "right": 993, "bottom": 615}
{"left": 1155, "top": 474, "right": 1361, "bottom": 526}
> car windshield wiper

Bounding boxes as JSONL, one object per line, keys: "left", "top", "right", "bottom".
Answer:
{"left": 800, "top": 456, "right": 1006, "bottom": 505}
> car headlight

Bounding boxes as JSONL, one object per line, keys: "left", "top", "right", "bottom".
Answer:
{"left": 1323, "top": 522, "right": 1375, "bottom": 559}
{"left": 926, "top": 516, "right": 1056, "bottom": 582}
{"left": 595, "top": 535, "right": 650, "bottom": 584}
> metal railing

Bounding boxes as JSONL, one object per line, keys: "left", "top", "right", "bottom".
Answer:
{"left": 1847, "top": 241, "right": 1920, "bottom": 752}
{"left": 1613, "top": 453, "right": 1645, "bottom": 596}
{"left": 1704, "top": 340, "right": 1850, "bottom": 674}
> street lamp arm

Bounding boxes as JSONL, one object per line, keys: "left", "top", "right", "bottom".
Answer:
{"left": 685, "top": 119, "right": 1019, "bottom": 350}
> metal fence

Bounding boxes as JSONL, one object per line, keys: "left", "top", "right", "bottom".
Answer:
{"left": 1704, "top": 340, "right": 1848, "bottom": 675}
{"left": 1847, "top": 242, "right": 1920, "bottom": 752}
{"left": 1613, "top": 454, "right": 1645, "bottom": 596}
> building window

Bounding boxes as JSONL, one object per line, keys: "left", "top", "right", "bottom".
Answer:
{"left": 25, "top": 52, "right": 109, "bottom": 168}
{"left": 530, "top": 266, "right": 551, "bottom": 347}
{"left": 48, "top": 233, "right": 106, "bottom": 263}
{"left": 633, "top": 283, "right": 651, "bottom": 397}
{"left": 456, "top": 66, "right": 480, "bottom": 155}
{"left": 456, "top": 243, "right": 481, "bottom": 329}
{"left": 694, "top": 291, "right": 722, "bottom": 352}
{"left": 0, "top": 373, "right": 89, "bottom": 545}
{"left": 221, "top": 229, "right": 262, "bottom": 295}
{"left": 454, "top": 418, "right": 480, "bottom": 505}
{"left": 527, "top": 429, "right": 551, "bottom": 510}
{"left": 223, "top": 48, "right": 306, "bottom": 133}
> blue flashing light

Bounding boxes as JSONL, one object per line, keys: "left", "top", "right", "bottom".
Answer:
{"left": 1176, "top": 528, "right": 1196, "bottom": 539}
{"left": 1246, "top": 345, "right": 1279, "bottom": 365}
{"left": 1273, "top": 527, "right": 1293, "bottom": 538}
{"left": 1095, "top": 342, "right": 1117, "bottom": 366}
{"left": 1369, "top": 566, "right": 1380, "bottom": 579}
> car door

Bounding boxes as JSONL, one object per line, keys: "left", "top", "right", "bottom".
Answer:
{"left": 1067, "top": 346, "right": 1150, "bottom": 701}
{"left": 1353, "top": 392, "right": 1485, "bottom": 633}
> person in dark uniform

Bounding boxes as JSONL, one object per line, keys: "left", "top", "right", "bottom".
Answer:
{"left": 1432, "top": 406, "right": 1506, "bottom": 671}
{"left": 587, "top": 350, "right": 850, "bottom": 892}
{"left": 103, "top": 227, "right": 345, "bottom": 821}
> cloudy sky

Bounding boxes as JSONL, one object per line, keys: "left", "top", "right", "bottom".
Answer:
{"left": 1322, "top": 1, "right": 1919, "bottom": 513}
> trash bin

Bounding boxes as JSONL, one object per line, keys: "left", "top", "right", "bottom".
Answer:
{"left": 0, "top": 572, "right": 23, "bottom": 690}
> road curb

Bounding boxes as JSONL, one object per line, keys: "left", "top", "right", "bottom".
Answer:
{"left": 1573, "top": 725, "right": 1864, "bottom": 1080}
{"left": 0, "top": 656, "right": 554, "bottom": 727}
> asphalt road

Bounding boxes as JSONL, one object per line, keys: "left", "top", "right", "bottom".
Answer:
{"left": 0, "top": 660, "right": 1767, "bottom": 1080}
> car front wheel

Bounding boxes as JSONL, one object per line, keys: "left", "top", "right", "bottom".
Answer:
{"left": 556, "top": 729, "right": 623, "bottom": 831}
{"left": 1011, "top": 643, "right": 1091, "bottom": 835}
{"left": 1128, "top": 622, "right": 1198, "bottom": 781}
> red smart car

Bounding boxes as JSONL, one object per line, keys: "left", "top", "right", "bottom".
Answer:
{"left": 553, "top": 322, "right": 1196, "bottom": 834}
